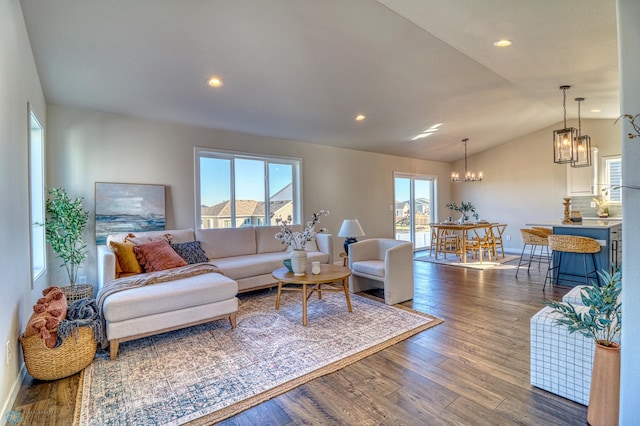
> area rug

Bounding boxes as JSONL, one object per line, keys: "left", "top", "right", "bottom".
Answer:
{"left": 74, "top": 290, "right": 442, "bottom": 425}
{"left": 415, "top": 253, "right": 520, "bottom": 270}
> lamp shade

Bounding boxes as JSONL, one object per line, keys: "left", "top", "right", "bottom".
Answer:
{"left": 338, "top": 219, "right": 365, "bottom": 238}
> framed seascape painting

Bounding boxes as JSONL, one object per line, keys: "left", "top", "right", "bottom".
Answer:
{"left": 95, "top": 182, "right": 166, "bottom": 245}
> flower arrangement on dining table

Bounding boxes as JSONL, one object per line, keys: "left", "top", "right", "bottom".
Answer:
{"left": 275, "top": 210, "right": 329, "bottom": 250}
{"left": 446, "top": 201, "right": 479, "bottom": 222}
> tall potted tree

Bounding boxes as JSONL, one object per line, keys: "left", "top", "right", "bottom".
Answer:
{"left": 43, "top": 187, "right": 91, "bottom": 299}
{"left": 544, "top": 269, "right": 622, "bottom": 426}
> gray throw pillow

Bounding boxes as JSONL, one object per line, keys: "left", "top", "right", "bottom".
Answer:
{"left": 170, "top": 241, "right": 210, "bottom": 264}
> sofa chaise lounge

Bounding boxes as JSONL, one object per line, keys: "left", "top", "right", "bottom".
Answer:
{"left": 97, "top": 226, "right": 333, "bottom": 359}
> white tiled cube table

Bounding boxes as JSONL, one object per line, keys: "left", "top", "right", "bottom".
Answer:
{"left": 530, "top": 305, "right": 594, "bottom": 405}
{"left": 562, "top": 285, "right": 589, "bottom": 306}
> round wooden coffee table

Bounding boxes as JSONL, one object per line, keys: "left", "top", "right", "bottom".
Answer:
{"left": 272, "top": 264, "right": 353, "bottom": 326}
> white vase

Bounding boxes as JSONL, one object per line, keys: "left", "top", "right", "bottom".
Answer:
{"left": 459, "top": 214, "right": 466, "bottom": 224}
{"left": 291, "top": 250, "right": 307, "bottom": 276}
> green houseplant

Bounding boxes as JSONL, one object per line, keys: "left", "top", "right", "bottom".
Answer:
{"left": 43, "top": 187, "right": 90, "bottom": 286}
{"left": 446, "top": 201, "right": 479, "bottom": 223}
{"left": 544, "top": 269, "right": 622, "bottom": 426}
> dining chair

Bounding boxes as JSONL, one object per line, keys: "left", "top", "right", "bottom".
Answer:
{"left": 429, "top": 224, "right": 460, "bottom": 259}
{"left": 468, "top": 226, "right": 494, "bottom": 263}
{"left": 490, "top": 224, "right": 507, "bottom": 259}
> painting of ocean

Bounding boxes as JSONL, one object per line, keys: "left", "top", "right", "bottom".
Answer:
{"left": 95, "top": 183, "right": 166, "bottom": 245}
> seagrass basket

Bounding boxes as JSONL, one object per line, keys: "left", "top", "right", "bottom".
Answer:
{"left": 60, "top": 284, "right": 94, "bottom": 302}
{"left": 19, "top": 326, "right": 97, "bottom": 381}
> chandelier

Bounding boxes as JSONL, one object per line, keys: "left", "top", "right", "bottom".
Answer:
{"left": 572, "top": 97, "right": 592, "bottom": 167}
{"left": 451, "top": 138, "right": 483, "bottom": 182}
{"left": 553, "top": 85, "right": 578, "bottom": 164}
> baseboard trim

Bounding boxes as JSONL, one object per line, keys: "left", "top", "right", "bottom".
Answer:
{"left": 1, "top": 362, "right": 25, "bottom": 424}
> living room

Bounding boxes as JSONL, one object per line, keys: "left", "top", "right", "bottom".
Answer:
{"left": 2, "top": 0, "right": 639, "bottom": 424}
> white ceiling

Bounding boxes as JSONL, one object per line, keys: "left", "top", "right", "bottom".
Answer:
{"left": 19, "top": 0, "right": 619, "bottom": 162}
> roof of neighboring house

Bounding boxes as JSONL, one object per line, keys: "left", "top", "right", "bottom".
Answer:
{"left": 202, "top": 199, "right": 292, "bottom": 218}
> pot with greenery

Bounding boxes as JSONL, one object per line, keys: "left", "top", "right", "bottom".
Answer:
{"left": 42, "top": 187, "right": 90, "bottom": 289}
{"left": 446, "top": 201, "right": 479, "bottom": 224}
{"left": 544, "top": 269, "right": 621, "bottom": 426}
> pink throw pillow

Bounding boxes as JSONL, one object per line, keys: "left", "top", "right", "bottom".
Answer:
{"left": 134, "top": 240, "right": 187, "bottom": 272}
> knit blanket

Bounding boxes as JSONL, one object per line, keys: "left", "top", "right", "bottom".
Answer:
{"left": 58, "top": 298, "right": 102, "bottom": 346}
{"left": 97, "top": 263, "right": 223, "bottom": 348}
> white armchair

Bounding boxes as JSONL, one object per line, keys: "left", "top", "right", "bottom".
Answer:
{"left": 347, "top": 238, "right": 414, "bottom": 305}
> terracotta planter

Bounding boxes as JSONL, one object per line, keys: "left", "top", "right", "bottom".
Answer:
{"left": 290, "top": 250, "right": 307, "bottom": 276}
{"left": 587, "top": 342, "right": 620, "bottom": 426}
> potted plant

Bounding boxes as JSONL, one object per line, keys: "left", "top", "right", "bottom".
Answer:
{"left": 42, "top": 187, "right": 90, "bottom": 287}
{"left": 446, "top": 201, "right": 479, "bottom": 223}
{"left": 544, "top": 269, "right": 621, "bottom": 426}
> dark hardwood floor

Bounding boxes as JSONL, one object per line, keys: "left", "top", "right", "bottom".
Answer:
{"left": 11, "top": 256, "right": 587, "bottom": 425}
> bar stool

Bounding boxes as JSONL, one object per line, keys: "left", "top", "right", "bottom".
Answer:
{"left": 544, "top": 235, "right": 601, "bottom": 290}
{"left": 516, "top": 228, "right": 550, "bottom": 279}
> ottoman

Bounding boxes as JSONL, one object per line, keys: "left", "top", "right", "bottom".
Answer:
{"left": 103, "top": 272, "right": 238, "bottom": 359}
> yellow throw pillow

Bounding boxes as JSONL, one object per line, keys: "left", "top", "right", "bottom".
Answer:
{"left": 108, "top": 240, "right": 143, "bottom": 275}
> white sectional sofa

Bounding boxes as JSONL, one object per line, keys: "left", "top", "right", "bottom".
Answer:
{"left": 97, "top": 226, "right": 333, "bottom": 359}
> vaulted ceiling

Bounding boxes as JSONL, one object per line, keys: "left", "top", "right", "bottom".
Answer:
{"left": 20, "top": 0, "right": 619, "bottom": 162}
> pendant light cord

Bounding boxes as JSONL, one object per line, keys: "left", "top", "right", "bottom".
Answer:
{"left": 562, "top": 87, "right": 568, "bottom": 128}
{"left": 463, "top": 138, "right": 468, "bottom": 175}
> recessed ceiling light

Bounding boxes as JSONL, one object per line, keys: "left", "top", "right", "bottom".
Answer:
{"left": 591, "top": 109, "right": 601, "bottom": 113}
{"left": 493, "top": 39, "right": 512, "bottom": 47}
{"left": 355, "top": 114, "right": 366, "bottom": 121}
{"left": 208, "top": 77, "right": 223, "bottom": 88}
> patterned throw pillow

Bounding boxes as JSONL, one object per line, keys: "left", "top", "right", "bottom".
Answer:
{"left": 170, "top": 241, "right": 210, "bottom": 264}
{"left": 133, "top": 240, "right": 188, "bottom": 272}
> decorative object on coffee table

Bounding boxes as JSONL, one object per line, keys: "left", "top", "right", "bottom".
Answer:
{"left": 275, "top": 210, "right": 329, "bottom": 276}
{"left": 290, "top": 250, "right": 307, "bottom": 276}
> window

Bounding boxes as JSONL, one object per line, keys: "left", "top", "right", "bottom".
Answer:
{"left": 393, "top": 173, "right": 436, "bottom": 251}
{"left": 603, "top": 156, "right": 622, "bottom": 203}
{"left": 195, "top": 148, "right": 301, "bottom": 229}
{"left": 29, "top": 103, "right": 46, "bottom": 284}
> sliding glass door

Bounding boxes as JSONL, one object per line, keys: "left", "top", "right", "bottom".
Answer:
{"left": 394, "top": 174, "right": 436, "bottom": 250}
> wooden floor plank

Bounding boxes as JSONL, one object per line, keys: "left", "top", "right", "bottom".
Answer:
{"left": 11, "top": 257, "right": 588, "bottom": 425}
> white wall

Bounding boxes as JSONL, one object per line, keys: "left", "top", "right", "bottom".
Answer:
{"left": 618, "top": 0, "right": 640, "bottom": 422}
{"left": 45, "top": 104, "right": 453, "bottom": 286}
{"left": 451, "top": 118, "right": 620, "bottom": 251}
{"left": 0, "top": 0, "right": 47, "bottom": 418}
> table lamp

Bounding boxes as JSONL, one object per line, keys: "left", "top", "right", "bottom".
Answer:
{"left": 338, "top": 219, "right": 365, "bottom": 254}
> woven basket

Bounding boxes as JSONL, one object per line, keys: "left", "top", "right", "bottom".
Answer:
{"left": 60, "top": 284, "right": 94, "bottom": 302}
{"left": 19, "top": 327, "right": 97, "bottom": 381}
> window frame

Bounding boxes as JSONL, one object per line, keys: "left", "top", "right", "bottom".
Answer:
{"left": 194, "top": 147, "right": 302, "bottom": 229}
{"left": 28, "top": 102, "right": 47, "bottom": 287}
{"left": 602, "top": 155, "right": 622, "bottom": 204}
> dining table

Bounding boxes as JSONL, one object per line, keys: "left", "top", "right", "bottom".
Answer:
{"left": 430, "top": 222, "right": 497, "bottom": 263}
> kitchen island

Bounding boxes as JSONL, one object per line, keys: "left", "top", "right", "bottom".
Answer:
{"left": 525, "top": 219, "right": 622, "bottom": 286}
